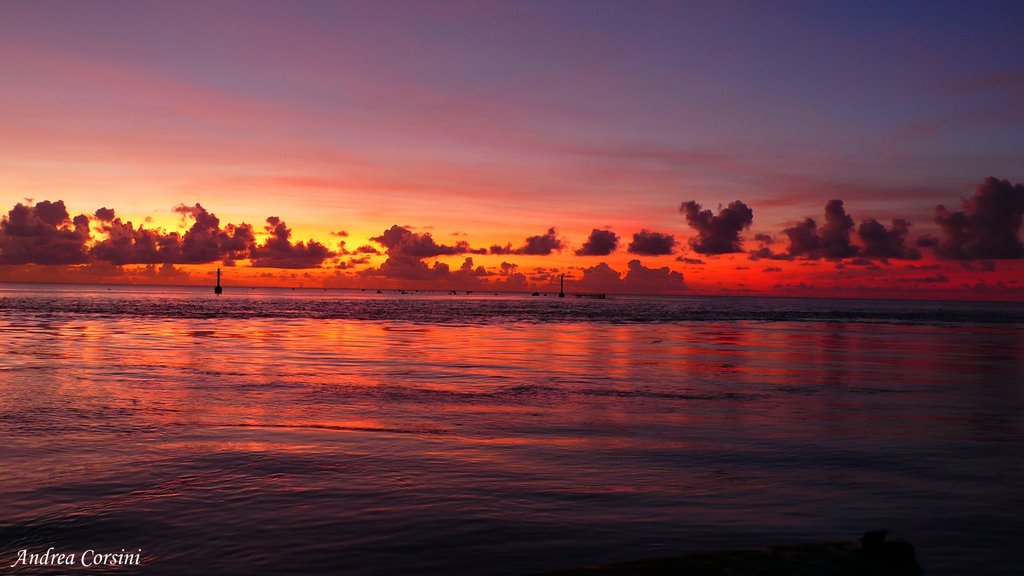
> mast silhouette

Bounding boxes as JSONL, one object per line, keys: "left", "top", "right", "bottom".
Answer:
{"left": 214, "top": 268, "right": 223, "bottom": 295}
{"left": 559, "top": 274, "right": 565, "bottom": 298}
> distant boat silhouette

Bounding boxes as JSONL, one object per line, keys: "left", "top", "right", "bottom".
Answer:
{"left": 559, "top": 274, "right": 565, "bottom": 298}
{"left": 214, "top": 268, "right": 223, "bottom": 295}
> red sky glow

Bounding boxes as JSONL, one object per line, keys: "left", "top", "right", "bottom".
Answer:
{"left": 1, "top": 2, "right": 1022, "bottom": 299}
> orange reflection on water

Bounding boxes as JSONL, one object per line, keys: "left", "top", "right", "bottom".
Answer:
{"left": 2, "top": 293, "right": 1023, "bottom": 576}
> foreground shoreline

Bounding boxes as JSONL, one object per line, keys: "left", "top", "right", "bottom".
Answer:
{"left": 538, "top": 532, "right": 923, "bottom": 576}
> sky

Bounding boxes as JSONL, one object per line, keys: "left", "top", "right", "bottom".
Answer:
{"left": 1, "top": 1, "right": 1022, "bottom": 299}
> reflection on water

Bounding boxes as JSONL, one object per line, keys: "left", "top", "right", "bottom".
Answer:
{"left": 0, "top": 285, "right": 1022, "bottom": 575}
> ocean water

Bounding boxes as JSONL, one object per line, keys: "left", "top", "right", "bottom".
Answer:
{"left": 0, "top": 284, "right": 1022, "bottom": 575}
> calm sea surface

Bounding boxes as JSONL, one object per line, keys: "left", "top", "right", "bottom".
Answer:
{"left": 1, "top": 284, "right": 1022, "bottom": 575}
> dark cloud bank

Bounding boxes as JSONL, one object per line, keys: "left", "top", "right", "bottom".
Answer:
{"left": 2, "top": 177, "right": 1020, "bottom": 291}
{"left": 923, "top": 177, "right": 1024, "bottom": 260}
{"left": 0, "top": 201, "right": 333, "bottom": 269}
{"left": 679, "top": 200, "right": 754, "bottom": 254}
{"left": 490, "top": 228, "right": 565, "bottom": 256}
{"left": 575, "top": 229, "right": 619, "bottom": 256}
{"left": 735, "top": 177, "right": 1023, "bottom": 263}
{"left": 627, "top": 229, "right": 677, "bottom": 256}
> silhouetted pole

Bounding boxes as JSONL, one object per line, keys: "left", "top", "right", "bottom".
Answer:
{"left": 559, "top": 274, "right": 565, "bottom": 298}
{"left": 214, "top": 268, "right": 223, "bottom": 295}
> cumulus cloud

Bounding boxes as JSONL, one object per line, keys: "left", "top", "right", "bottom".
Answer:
{"left": 577, "top": 261, "right": 622, "bottom": 286}
{"left": 362, "top": 257, "right": 451, "bottom": 281}
{"left": 519, "top": 228, "right": 565, "bottom": 255}
{"left": 575, "top": 229, "right": 619, "bottom": 256}
{"left": 679, "top": 200, "right": 754, "bottom": 254}
{"left": 0, "top": 199, "right": 354, "bottom": 270}
{"left": 90, "top": 218, "right": 182, "bottom": 265}
{"left": 355, "top": 244, "right": 382, "bottom": 255}
{"left": 90, "top": 203, "right": 257, "bottom": 266}
{"left": 490, "top": 227, "right": 565, "bottom": 255}
{"left": 747, "top": 232, "right": 791, "bottom": 261}
{"left": 371, "top": 225, "right": 482, "bottom": 257}
{"left": 627, "top": 229, "right": 678, "bottom": 255}
{"left": 359, "top": 255, "right": 492, "bottom": 286}
{"left": 819, "top": 200, "right": 859, "bottom": 258}
{"left": 170, "top": 203, "right": 259, "bottom": 264}
{"left": 858, "top": 218, "right": 921, "bottom": 260}
{"left": 929, "top": 177, "right": 1024, "bottom": 259}
{"left": 622, "top": 259, "right": 685, "bottom": 292}
{"left": 575, "top": 260, "right": 684, "bottom": 294}
{"left": 250, "top": 216, "right": 334, "bottom": 268}
{"left": 362, "top": 225, "right": 490, "bottom": 281}
{"left": 0, "top": 200, "right": 91, "bottom": 265}
{"left": 760, "top": 202, "right": 920, "bottom": 262}
{"left": 783, "top": 199, "right": 859, "bottom": 259}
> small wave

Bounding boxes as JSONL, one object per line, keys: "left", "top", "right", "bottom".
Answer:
{"left": 209, "top": 422, "right": 449, "bottom": 436}
{"left": 2, "top": 292, "right": 1022, "bottom": 326}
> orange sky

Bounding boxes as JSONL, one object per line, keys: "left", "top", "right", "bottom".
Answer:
{"left": 1, "top": 3, "right": 1022, "bottom": 300}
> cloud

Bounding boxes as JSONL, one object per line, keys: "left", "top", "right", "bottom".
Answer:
{"left": 455, "top": 257, "right": 489, "bottom": 278}
{"left": 747, "top": 232, "right": 792, "bottom": 261}
{"left": 90, "top": 217, "right": 182, "bottom": 265}
{"left": 575, "top": 229, "right": 619, "bottom": 256}
{"left": 139, "top": 262, "right": 191, "bottom": 281}
{"left": 249, "top": 216, "right": 334, "bottom": 268}
{"left": 930, "top": 177, "right": 1024, "bottom": 259}
{"left": 490, "top": 227, "right": 565, "bottom": 255}
{"left": 359, "top": 255, "right": 492, "bottom": 286}
{"left": 575, "top": 260, "right": 684, "bottom": 294}
{"left": 783, "top": 199, "right": 859, "bottom": 259}
{"left": 627, "top": 229, "right": 677, "bottom": 255}
{"left": 676, "top": 256, "right": 705, "bottom": 265}
{"left": 172, "top": 203, "right": 258, "bottom": 264}
{"left": 0, "top": 200, "right": 91, "bottom": 265}
{"left": 489, "top": 244, "right": 513, "bottom": 255}
{"left": 94, "top": 207, "right": 116, "bottom": 222}
{"left": 761, "top": 201, "right": 920, "bottom": 262}
{"left": 816, "top": 199, "right": 859, "bottom": 258}
{"left": 371, "top": 225, "right": 479, "bottom": 257}
{"left": 344, "top": 255, "right": 372, "bottom": 267}
{"left": 622, "top": 259, "right": 685, "bottom": 292}
{"left": 362, "top": 225, "right": 490, "bottom": 281}
{"left": 354, "top": 244, "right": 382, "bottom": 255}
{"left": 90, "top": 203, "right": 256, "bottom": 266}
{"left": 518, "top": 227, "right": 565, "bottom": 255}
{"left": 577, "top": 261, "right": 622, "bottom": 287}
{"left": 362, "top": 257, "right": 451, "bottom": 281}
{"left": 679, "top": 200, "right": 754, "bottom": 254}
{"left": 858, "top": 218, "right": 921, "bottom": 260}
